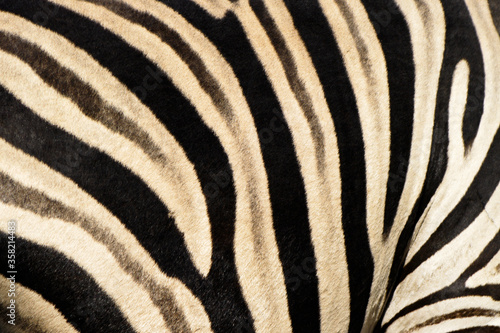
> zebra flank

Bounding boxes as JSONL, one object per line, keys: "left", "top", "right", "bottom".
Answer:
{"left": 0, "top": 0, "right": 498, "bottom": 332}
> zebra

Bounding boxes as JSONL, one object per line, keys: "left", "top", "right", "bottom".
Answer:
{"left": 0, "top": 0, "right": 498, "bottom": 332}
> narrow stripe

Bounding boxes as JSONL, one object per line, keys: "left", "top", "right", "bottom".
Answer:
{"left": 383, "top": 296, "right": 500, "bottom": 332}
{"left": 447, "top": 60, "right": 470, "bottom": 175}
{"left": 408, "top": 308, "right": 500, "bottom": 332}
{"left": 404, "top": 317, "right": 500, "bottom": 333}
{"left": 252, "top": 0, "right": 326, "bottom": 171}
{"left": 450, "top": 327, "right": 500, "bottom": 333}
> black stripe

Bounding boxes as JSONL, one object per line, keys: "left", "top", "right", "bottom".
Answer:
{"left": 381, "top": 1, "right": 487, "bottom": 326}
{"left": 0, "top": 85, "right": 199, "bottom": 280}
{"left": 0, "top": 2, "right": 252, "bottom": 331}
{"left": 160, "top": 1, "right": 321, "bottom": 331}
{"left": 251, "top": 0, "right": 327, "bottom": 174}
{"left": 0, "top": 233, "right": 135, "bottom": 333}
{"left": 402, "top": 129, "right": 500, "bottom": 280}
{"left": 382, "top": 229, "right": 500, "bottom": 330}
{"left": 280, "top": 1, "right": 373, "bottom": 331}
{"left": 361, "top": 0, "right": 415, "bottom": 237}
{"left": 410, "top": 308, "right": 500, "bottom": 331}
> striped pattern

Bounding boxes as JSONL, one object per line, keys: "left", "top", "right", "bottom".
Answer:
{"left": 0, "top": 0, "right": 498, "bottom": 332}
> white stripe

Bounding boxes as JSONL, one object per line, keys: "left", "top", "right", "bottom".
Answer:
{"left": 256, "top": 0, "right": 349, "bottom": 330}
{"left": 41, "top": 1, "right": 291, "bottom": 331}
{"left": 0, "top": 277, "right": 79, "bottom": 333}
{"left": 385, "top": 296, "right": 500, "bottom": 332}
{"left": 384, "top": 184, "right": 500, "bottom": 323}
{"left": 0, "top": 11, "right": 213, "bottom": 277}
{"left": 0, "top": 203, "right": 170, "bottom": 333}
{"left": 0, "top": 138, "right": 213, "bottom": 332}
{"left": 405, "top": 317, "right": 500, "bottom": 333}
{"left": 406, "top": 0, "right": 500, "bottom": 262}
{"left": 448, "top": 60, "right": 469, "bottom": 166}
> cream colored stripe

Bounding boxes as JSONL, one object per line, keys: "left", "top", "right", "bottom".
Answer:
{"left": 384, "top": 297, "right": 500, "bottom": 332}
{"left": 404, "top": 317, "right": 500, "bottom": 333}
{"left": 465, "top": 183, "right": 500, "bottom": 288}
{"left": 467, "top": 243, "right": 500, "bottom": 287}
{"left": 316, "top": 0, "right": 390, "bottom": 249}
{"left": 0, "top": 203, "right": 170, "bottom": 333}
{"left": 391, "top": 1, "right": 446, "bottom": 254}
{"left": 42, "top": 1, "right": 291, "bottom": 331}
{"left": 0, "top": 46, "right": 205, "bottom": 276}
{"left": 0, "top": 139, "right": 212, "bottom": 332}
{"left": 0, "top": 278, "right": 78, "bottom": 333}
{"left": 406, "top": 0, "right": 500, "bottom": 262}
{"left": 384, "top": 184, "right": 500, "bottom": 323}
{"left": 448, "top": 60, "right": 469, "bottom": 166}
{"left": 0, "top": 11, "right": 212, "bottom": 277}
{"left": 315, "top": 0, "right": 394, "bottom": 329}
{"left": 232, "top": 0, "right": 352, "bottom": 330}
{"left": 256, "top": 0, "right": 348, "bottom": 331}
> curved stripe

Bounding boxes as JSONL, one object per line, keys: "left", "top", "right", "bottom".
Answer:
{"left": 390, "top": 0, "right": 446, "bottom": 260}
{"left": 42, "top": 1, "right": 291, "bottom": 331}
{"left": 408, "top": 308, "right": 500, "bottom": 332}
{"left": 0, "top": 203, "right": 170, "bottom": 333}
{"left": 0, "top": 278, "right": 79, "bottom": 333}
{"left": 0, "top": 45, "right": 208, "bottom": 275}
{"left": 467, "top": 249, "right": 500, "bottom": 288}
{"left": 0, "top": 11, "right": 212, "bottom": 277}
{"left": 406, "top": 0, "right": 500, "bottom": 262}
{"left": 0, "top": 138, "right": 213, "bottom": 332}
{"left": 465, "top": 182, "right": 500, "bottom": 288}
{"left": 244, "top": 0, "right": 349, "bottom": 330}
{"left": 384, "top": 296, "right": 500, "bottom": 332}
{"left": 314, "top": 0, "right": 397, "bottom": 329}
{"left": 384, "top": 183, "right": 500, "bottom": 323}
{"left": 232, "top": 0, "right": 353, "bottom": 330}
{"left": 448, "top": 60, "right": 470, "bottom": 166}
{"left": 405, "top": 317, "right": 500, "bottom": 333}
